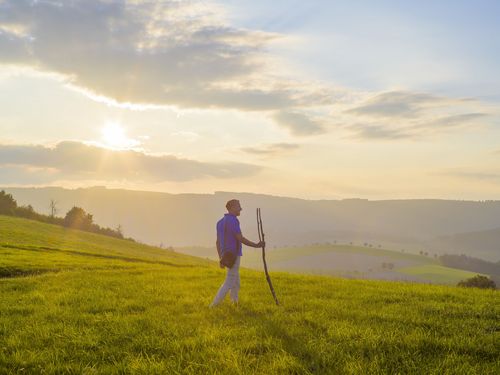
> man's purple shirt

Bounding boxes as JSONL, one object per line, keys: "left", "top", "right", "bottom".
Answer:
{"left": 217, "top": 213, "right": 242, "bottom": 256}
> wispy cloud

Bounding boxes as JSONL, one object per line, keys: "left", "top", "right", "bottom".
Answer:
{"left": 439, "top": 169, "right": 500, "bottom": 184}
{"left": 346, "top": 124, "right": 413, "bottom": 140}
{"left": 272, "top": 110, "right": 324, "bottom": 135}
{"left": 0, "top": 141, "right": 262, "bottom": 183}
{"left": 419, "top": 113, "right": 488, "bottom": 129}
{"left": 240, "top": 142, "right": 300, "bottom": 156}
{"left": 343, "top": 91, "right": 493, "bottom": 140}
{"left": 345, "top": 91, "right": 454, "bottom": 118}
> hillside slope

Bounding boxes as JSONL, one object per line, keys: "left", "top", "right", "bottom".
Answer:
{"left": 427, "top": 227, "right": 500, "bottom": 261}
{"left": 1, "top": 215, "right": 498, "bottom": 374}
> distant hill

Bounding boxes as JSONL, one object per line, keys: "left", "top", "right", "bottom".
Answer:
{"left": 3, "top": 186, "right": 500, "bottom": 261}
{"left": 427, "top": 227, "right": 500, "bottom": 261}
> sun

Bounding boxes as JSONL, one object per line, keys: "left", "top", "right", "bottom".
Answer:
{"left": 100, "top": 122, "right": 139, "bottom": 150}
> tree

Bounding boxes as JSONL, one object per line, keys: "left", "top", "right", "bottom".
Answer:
{"left": 64, "top": 206, "right": 93, "bottom": 230}
{"left": 49, "top": 199, "right": 58, "bottom": 218}
{"left": 0, "top": 190, "right": 17, "bottom": 215}
{"left": 16, "top": 204, "right": 37, "bottom": 220}
{"left": 458, "top": 275, "right": 496, "bottom": 290}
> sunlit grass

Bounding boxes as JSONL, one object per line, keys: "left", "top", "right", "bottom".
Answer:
{"left": 397, "top": 264, "right": 485, "bottom": 284}
{"left": 1, "top": 215, "right": 498, "bottom": 374}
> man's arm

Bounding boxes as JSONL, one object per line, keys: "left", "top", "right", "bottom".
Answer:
{"left": 235, "top": 233, "right": 264, "bottom": 248}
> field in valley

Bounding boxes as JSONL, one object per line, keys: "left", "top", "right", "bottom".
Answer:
{"left": 178, "top": 244, "right": 483, "bottom": 284}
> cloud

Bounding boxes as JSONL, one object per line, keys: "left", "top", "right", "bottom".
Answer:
{"left": 345, "top": 91, "right": 457, "bottom": 118}
{"left": 240, "top": 142, "right": 300, "bottom": 156}
{"left": 0, "top": 141, "right": 262, "bottom": 183}
{"left": 0, "top": 165, "right": 58, "bottom": 185}
{"left": 438, "top": 170, "right": 500, "bottom": 184}
{"left": 346, "top": 124, "right": 414, "bottom": 140}
{"left": 342, "top": 91, "right": 493, "bottom": 140}
{"left": 0, "top": 0, "right": 337, "bottom": 135}
{"left": 272, "top": 110, "right": 324, "bottom": 135}
{"left": 419, "top": 113, "right": 488, "bottom": 129}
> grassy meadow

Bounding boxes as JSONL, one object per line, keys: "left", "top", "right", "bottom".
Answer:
{"left": 1, "top": 215, "right": 499, "bottom": 374}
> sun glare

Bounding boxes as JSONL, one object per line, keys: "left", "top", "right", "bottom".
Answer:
{"left": 100, "top": 122, "right": 139, "bottom": 150}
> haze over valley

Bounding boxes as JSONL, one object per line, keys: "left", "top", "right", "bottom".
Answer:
{"left": 4, "top": 186, "right": 500, "bottom": 264}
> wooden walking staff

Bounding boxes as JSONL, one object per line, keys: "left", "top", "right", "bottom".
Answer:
{"left": 257, "top": 208, "right": 279, "bottom": 306}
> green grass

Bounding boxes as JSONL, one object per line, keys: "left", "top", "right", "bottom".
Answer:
{"left": 398, "top": 264, "right": 486, "bottom": 284}
{"left": 1, "top": 215, "right": 499, "bottom": 374}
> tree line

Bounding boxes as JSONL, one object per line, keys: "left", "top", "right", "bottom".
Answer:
{"left": 439, "top": 253, "right": 499, "bottom": 289}
{"left": 439, "top": 254, "right": 499, "bottom": 276}
{"left": 0, "top": 190, "right": 132, "bottom": 241}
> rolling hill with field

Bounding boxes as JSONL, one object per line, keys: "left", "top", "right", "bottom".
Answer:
{"left": 177, "top": 244, "right": 485, "bottom": 285}
{"left": 1, "top": 215, "right": 499, "bottom": 374}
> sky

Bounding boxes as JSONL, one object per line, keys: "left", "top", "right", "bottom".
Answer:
{"left": 0, "top": 0, "right": 499, "bottom": 200}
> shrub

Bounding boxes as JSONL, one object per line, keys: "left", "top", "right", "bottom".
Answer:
{"left": 457, "top": 275, "right": 496, "bottom": 289}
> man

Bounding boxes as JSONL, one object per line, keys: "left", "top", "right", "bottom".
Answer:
{"left": 210, "top": 199, "right": 264, "bottom": 307}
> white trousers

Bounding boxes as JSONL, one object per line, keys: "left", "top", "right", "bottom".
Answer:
{"left": 211, "top": 255, "right": 241, "bottom": 306}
